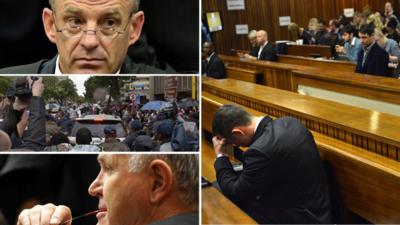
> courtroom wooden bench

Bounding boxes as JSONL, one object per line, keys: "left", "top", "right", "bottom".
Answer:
{"left": 220, "top": 55, "right": 400, "bottom": 110}
{"left": 225, "top": 66, "right": 263, "bottom": 84}
{"left": 278, "top": 54, "right": 356, "bottom": 73}
{"left": 291, "top": 69, "right": 400, "bottom": 105}
{"left": 202, "top": 91, "right": 400, "bottom": 224}
{"left": 286, "top": 44, "right": 332, "bottom": 58}
{"left": 220, "top": 54, "right": 316, "bottom": 91}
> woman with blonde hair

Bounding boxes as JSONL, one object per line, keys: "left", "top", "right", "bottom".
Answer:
{"left": 367, "top": 13, "right": 384, "bottom": 31}
{"left": 374, "top": 28, "right": 400, "bottom": 63}
{"left": 288, "top": 23, "right": 311, "bottom": 44}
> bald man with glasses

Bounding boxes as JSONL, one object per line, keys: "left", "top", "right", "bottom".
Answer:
{"left": 0, "top": 0, "right": 164, "bottom": 74}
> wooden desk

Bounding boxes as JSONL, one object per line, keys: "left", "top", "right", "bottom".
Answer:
{"left": 203, "top": 77, "right": 400, "bottom": 161}
{"left": 278, "top": 54, "right": 356, "bottom": 73}
{"left": 220, "top": 54, "right": 315, "bottom": 91}
{"left": 202, "top": 90, "right": 400, "bottom": 223}
{"left": 202, "top": 187, "right": 257, "bottom": 224}
{"left": 225, "top": 66, "right": 263, "bottom": 84}
{"left": 220, "top": 54, "right": 400, "bottom": 108}
{"left": 287, "top": 44, "right": 332, "bottom": 58}
{"left": 292, "top": 69, "right": 400, "bottom": 105}
{"left": 202, "top": 138, "right": 216, "bottom": 182}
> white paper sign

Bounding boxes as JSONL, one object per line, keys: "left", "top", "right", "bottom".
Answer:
{"left": 235, "top": 24, "right": 249, "bottom": 35}
{"left": 344, "top": 8, "right": 355, "bottom": 17}
{"left": 227, "top": 0, "right": 245, "bottom": 10}
{"left": 279, "top": 16, "right": 291, "bottom": 26}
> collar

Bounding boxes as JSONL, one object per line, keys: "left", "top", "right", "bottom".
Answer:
{"left": 363, "top": 41, "right": 375, "bottom": 52}
{"left": 207, "top": 52, "right": 215, "bottom": 62}
{"left": 350, "top": 37, "right": 356, "bottom": 47}
{"left": 254, "top": 117, "right": 263, "bottom": 134}
{"left": 260, "top": 41, "right": 268, "bottom": 49}
{"left": 55, "top": 55, "right": 121, "bottom": 74}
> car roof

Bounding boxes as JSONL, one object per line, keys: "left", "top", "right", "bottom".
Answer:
{"left": 76, "top": 114, "right": 121, "bottom": 122}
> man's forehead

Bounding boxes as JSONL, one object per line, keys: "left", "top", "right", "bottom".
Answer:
{"left": 55, "top": 0, "right": 134, "bottom": 10}
{"left": 98, "top": 154, "right": 128, "bottom": 165}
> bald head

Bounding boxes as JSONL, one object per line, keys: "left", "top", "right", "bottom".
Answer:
{"left": 0, "top": 130, "right": 11, "bottom": 151}
{"left": 256, "top": 30, "right": 268, "bottom": 46}
{"left": 49, "top": 0, "right": 141, "bottom": 12}
{"left": 202, "top": 41, "right": 215, "bottom": 57}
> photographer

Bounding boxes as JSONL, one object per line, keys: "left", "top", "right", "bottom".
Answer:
{"left": 0, "top": 77, "right": 45, "bottom": 150}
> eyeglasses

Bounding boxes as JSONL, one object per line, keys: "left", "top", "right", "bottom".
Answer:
{"left": 52, "top": 11, "right": 134, "bottom": 40}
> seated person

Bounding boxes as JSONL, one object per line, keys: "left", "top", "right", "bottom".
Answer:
{"left": 335, "top": 25, "right": 362, "bottom": 62}
{"left": 288, "top": 23, "right": 312, "bottom": 45}
{"left": 355, "top": 24, "right": 391, "bottom": 77}
{"left": 244, "top": 30, "right": 277, "bottom": 61}
{"left": 377, "top": 28, "right": 400, "bottom": 64}
{"left": 239, "top": 29, "right": 259, "bottom": 58}
{"left": 202, "top": 42, "right": 226, "bottom": 79}
{"left": 211, "top": 104, "right": 332, "bottom": 224}
{"left": 0, "top": 0, "right": 165, "bottom": 74}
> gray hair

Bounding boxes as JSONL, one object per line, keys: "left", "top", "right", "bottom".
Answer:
{"left": 128, "top": 154, "right": 199, "bottom": 207}
{"left": 248, "top": 29, "right": 257, "bottom": 39}
{"left": 49, "top": 0, "right": 141, "bottom": 12}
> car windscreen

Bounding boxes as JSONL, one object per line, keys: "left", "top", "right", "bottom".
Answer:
{"left": 70, "top": 121, "right": 126, "bottom": 138}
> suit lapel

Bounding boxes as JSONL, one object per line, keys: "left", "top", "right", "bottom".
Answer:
{"left": 252, "top": 116, "right": 273, "bottom": 142}
{"left": 39, "top": 56, "right": 57, "bottom": 74}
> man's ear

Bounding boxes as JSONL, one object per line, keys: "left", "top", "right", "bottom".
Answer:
{"left": 148, "top": 159, "right": 173, "bottom": 204}
{"left": 42, "top": 8, "right": 57, "bottom": 44}
{"left": 128, "top": 11, "right": 145, "bottom": 46}
{"left": 231, "top": 128, "right": 245, "bottom": 137}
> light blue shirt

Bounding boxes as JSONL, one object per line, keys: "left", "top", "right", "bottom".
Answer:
{"left": 382, "top": 38, "right": 400, "bottom": 59}
{"left": 344, "top": 37, "right": 362, "bottom": 62}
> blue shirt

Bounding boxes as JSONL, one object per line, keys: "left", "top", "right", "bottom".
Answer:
{"left": 344, "top": 37, "right": 362, "bottom": 62}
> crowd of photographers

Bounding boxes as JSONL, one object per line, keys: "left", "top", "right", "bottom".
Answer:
{"left": 0, "top": 77, "right": 199, "bottom": 152}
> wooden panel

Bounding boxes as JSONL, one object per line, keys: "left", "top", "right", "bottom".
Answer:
{"left": 203, "top": 0, "right": 392, "bottom": 54}
{"left": 293, "top": 70, "right": 400, "bottom": 105}
{"left": 219, "top": 54, "right": 400, "bottom": 107}
{"left": 202, "top": 91, "right": 400, "bottom": 223}
{"left": 202, "top": 78, "right": 400, "bottom": 160}
{"left": 202, "top": 187, "right": 257, "bottom": 224}
{"left": 219, "top": 54, "right": 315, "bottom": 90}
{"left": 278, "top": 54, "right": 356, "bottom": 73}
{"left": 225, "top": 66, "right": 263, "bottom": 83}
{"left": 287, "top": 45, "right": 332, "bottom": 58}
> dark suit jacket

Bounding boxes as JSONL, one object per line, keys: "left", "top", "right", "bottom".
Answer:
{"left": 355, "top": 43, "right": 391, "bottom": 77}
{"left": 204, "top": 53, "right": 226, "bottom": 79}
{"left": 148, "top": 212, "right": 198, "bottom": 225}
{"left": 215, "top": 117, "right": 332, "bottom": 224}
{"left": 258, "top": 42, "right": 278, "bottom": 61}
{"left": 249, "top": 47, "right": 259, "bottom": 57}
{"left": 0, "top": 55, "right": 166, "bottom": 74}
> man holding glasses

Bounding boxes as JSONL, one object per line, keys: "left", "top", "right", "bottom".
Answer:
{"left": 0, "top": 0, "right": 164, "bottom": 74}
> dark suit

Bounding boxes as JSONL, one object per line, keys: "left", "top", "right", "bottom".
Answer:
{"left": 355, "top": 42, "right": 391, "bottom": 77}
{"left": 258, "top": 42, "right": 278, "bottom": 61}
{"left": 215, "top": 117, "right": 332, "bottom": 224}
{"left": 204, "top": 53, "right": 226, "bottom": 79}
{"left": 249, "top": 47, "right": 259, "bottom": 57}
{"left": 0, "top": 55, "right": 166, "bottom": 74}
{"left": 148, "top": 212, "right": 198, "bottom": 225}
